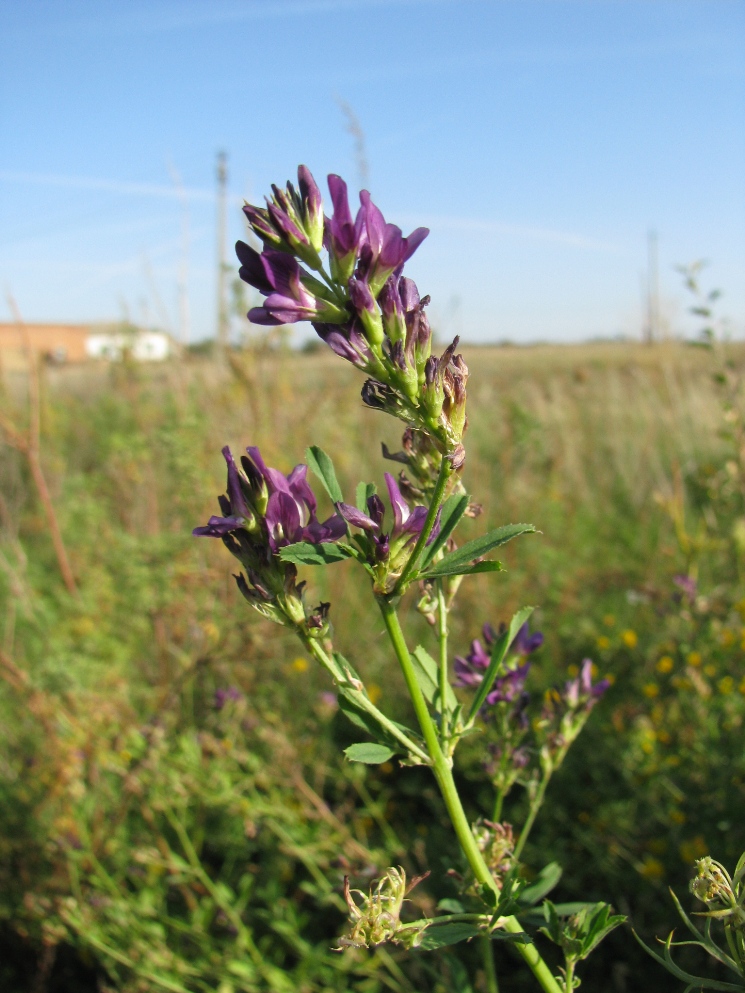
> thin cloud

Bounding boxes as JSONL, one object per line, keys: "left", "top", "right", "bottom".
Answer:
{"left": 0, "top": 170, "right": 216, "bottom": 203}
{"left": 406, "top": 214, "right": 623, "bottom": 253}
{"left": 64, "top": 0, "right": 463, "bottom": 37}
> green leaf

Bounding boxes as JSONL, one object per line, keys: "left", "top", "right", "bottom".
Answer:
{"left": 411, "top": 645, "right": 458, "bottom": 713}
{"left": 279, "top": 542, "right": 353, "bottom": 566}
{"left": 337, "top": 689, "right": 385, "bottom": 737}
{"left": 519, "top": 863, "right": 563, "bottom": 906}
{"left": 421, "top": 523, "right": 536, "bottom": 579}
{"left": 424, "top": 559, "right": 503, "bottom": 579}
{"left": 337, "top": 684, "right": 420, "bottom": 746}
{"left": 437, "top": 899, "right": 465, "bottom": 914}
{"left": 467, "top": 606, "right": 535, "bottom": 723}
{"left": 306, "top": 445, "right": 344, "bottom": 504}
{"left": 413, "top": 922, "right": 483, "bottom": 949}
{"left": 344, "top": 742, "right": 396, "bottom": 764}
{"left": 419, "top": 494, "right": 470, "bottom": 569}
{"left": 521, "top": 902, "right": 595, "bottom": 923}
{"left": 355, "top": 481, "right": 376, "bottom": 513}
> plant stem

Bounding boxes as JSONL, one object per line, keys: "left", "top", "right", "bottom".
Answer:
{"left": 393, "top": 458, "right": 451, "bottom": 594}
{"left": 493, "top": 788, "right": 506, "bottom": 824}
{"left": 378, "top": 599, "right": 562, "bottom": 993}
{"left": 563, "top": 961, "right": 575, "bottom": 992}
{"left": 482, "top": 933, "right": 500, "bottom": 993}
{"left": 302, "top": 635, "right": 430, "bottom": 763}
{"left": 437, "top": 582, "right": 449, "bottom": 745}
{"left": 514, "top": 770, "right": 551, "bottom": 861}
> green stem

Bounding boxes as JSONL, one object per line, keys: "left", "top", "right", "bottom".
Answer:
{"left": 437, "top": 582, "right": 450, "bottom": 745}
{"left": 302, "top": 636, "right": 429, "bottom": 763}
{"left": 514, "top": 770, "right": 551, "bottom": 861}
{"left": 493, "top": 788, "right": 506, "bottom": 824}
{"left": 481, "top": 933, "right": 500, "bottom": 993}
{"left": 563, "top": 960, "right": 575, "bottom": 992}
{"left": 378, "top": 599, "right": 562, "bottom": 993}
{"left": 393, "top": 458, "right": 452, "bottom": 594}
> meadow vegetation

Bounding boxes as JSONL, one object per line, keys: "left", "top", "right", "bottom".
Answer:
{"left": 1, "top": 338, "right": 744, "bottom": 991}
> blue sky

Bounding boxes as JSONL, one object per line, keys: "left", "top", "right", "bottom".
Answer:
{"left": 1, "top": 0, "right": 743, "bottom": 344}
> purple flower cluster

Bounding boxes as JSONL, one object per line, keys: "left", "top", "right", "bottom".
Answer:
{"left": 214, "top": 686, "right": 242, "bottom": 711}
{"left": 194, "top": 445, "right": 345, "bottom": 615}
{"left": 238, "top": 166, "right": 468, "bottom": 460}
{"left": 336, "top": 472, "right": 441, "bottom": 581}
{"left": 562, "top": 659, "right": 610, "bottom": 710}
{"left": 454, "top": 621, "right": 543, "bottom": 708}
{"left": 194, "top": 445, "right": 345, "bottom": 553}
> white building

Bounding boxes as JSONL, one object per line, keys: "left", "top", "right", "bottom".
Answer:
{"left": 84, "top": 329, "right": 172, "bottom": 362}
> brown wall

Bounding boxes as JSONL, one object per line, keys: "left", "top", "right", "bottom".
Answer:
{"left": 0, "top": 324, "right": 91, "bottom": 366}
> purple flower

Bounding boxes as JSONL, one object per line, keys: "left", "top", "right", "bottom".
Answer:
{"left": 324, "top": 174, "right": 365, "bottom": 282}
{"left": 242, "top": 165, "right": 325, "bottom": 260}
{"left": 355, "top": 191, "right": 429, "bottom": 295}
{"left": 241, "top": 249, "right": 345, "bottom": 326}
{"left": 454, "top": 637, "right": 491, "bottom": 687}
{"left": 673, "top": 574, "right": 697, "bottom": 603}
{"left": 313, "top": 320, "right": 376, "bottom": 370}
{"left": 510, "top": 622, "right": 544, "bottom": 656}
{"left": 336, "top": 472, "right": 440, "bottom": 565}
{"left": 215, "top": 686, "right": 242, "bottom": 710}
{"left": 563, "top": 659, "right": 610, "bottom": 710}
{"left": 193, "top": 445, "right": 346, "bottom": 554}
{"left": 485, "top": 664, "right": 531, "bottom": 706}
{"left": 246, "top": 446, "right": 346, "bottom": 553}
{"left": 454, "top": 632, "right": 531, "bottom": 705}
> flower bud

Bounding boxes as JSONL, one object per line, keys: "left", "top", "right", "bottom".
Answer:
{"left": 378, "top": 276, "right": 407, "bottom": 345}
{"left": 297, "top": 165, "right": 324, "bottom": 253}
{"left": 349, "top": 277, "right": 384, "bottom": 346}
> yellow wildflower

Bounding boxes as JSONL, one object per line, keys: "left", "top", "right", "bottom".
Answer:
{"left": 656, "top": 655, "right": 674, "bottom": 673}
{"left": 679, "top": 836, "right": 708, "bottom": 863}
{"left": 367, "top": 683, "right": 382, "bottom": 704}
{"left": 639, "top": 856, "right": 664, "bottom": 880}
{"left": 718, "top": 676, "right": 734, "bottom": 694}
{"left": 622, "top": 629, "right": 638, "bottom": 649}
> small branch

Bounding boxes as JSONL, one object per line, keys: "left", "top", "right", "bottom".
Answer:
{"left": 393, "top": 457, "right": 451, "bottom": 594}
{"left": 437, "top": 582, "right": 450, "bottom": 744}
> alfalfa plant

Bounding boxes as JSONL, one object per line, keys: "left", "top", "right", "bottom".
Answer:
{"left": 194, "top": 166, "right": 624, "bottom": 991}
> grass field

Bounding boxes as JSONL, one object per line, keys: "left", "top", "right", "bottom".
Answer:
{"left": 1, "top": 339, "right": 744, "bottom": 992}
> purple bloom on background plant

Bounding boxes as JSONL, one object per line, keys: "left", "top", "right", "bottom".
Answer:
{"left": 214, "top": 687, "right": 242, "bottom": 710}
{"left": 455, "top": 620, "right": 542, "bottom": 687}
{"left": 563, "top": 659, "right": 610, "bottom": 710}
{"left": 453, "top": 637, "right": 491, "bottom": 687}
{"left": 673, "top": 574, "right": 697, "bottom": 603}
{"left": 485, "top": 663, "right": 531, "bottom": 706}
{"left": 510, "top": 622, "right": 544, "bottom": 656}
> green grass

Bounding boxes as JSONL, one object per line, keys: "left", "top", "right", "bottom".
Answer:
{"left": 1, "top": 340, "right": 744, "bottom": 991}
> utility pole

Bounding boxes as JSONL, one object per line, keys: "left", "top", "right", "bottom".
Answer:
{"left": 215, "top": 150, "right": 229, "bottom": 358}
{"left": 645, "top": 228, "right": 659, "bottom": 344}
